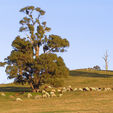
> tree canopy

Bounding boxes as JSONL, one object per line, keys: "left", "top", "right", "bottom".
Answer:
{"left": 0, "top": 6, "right": 69, "bottom": 92}
{"left": 93, "top": 65, "right": 101, "bottom": 71}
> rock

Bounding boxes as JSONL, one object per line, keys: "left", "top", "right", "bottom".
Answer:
{"left": 15, "top": 93, "right": 19, "bottom": 96}
{"left": 1, "top": 93, "right": 6, "bottom": 96}
{"left": 16, "top": 98, "right": 23, "bottom": 101}
{"left": 9, "top": 95, "right": 14, "bottom": 98}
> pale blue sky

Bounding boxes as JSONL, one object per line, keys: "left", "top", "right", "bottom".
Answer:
{"left": 0, "top": 0, "right": 113, "bottom": 83}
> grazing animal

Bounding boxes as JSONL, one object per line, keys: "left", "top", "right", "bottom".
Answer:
{"left": 58, "top": 94, "right": 63, "bottom": 97}
{"left": 16, "top": 98, "right": 23, "bottom": 101}
{"left": 27, "top": 93, "right": 32, "bottom": 98}
{"left": 78, "top": 88, "right": 83, "bottom": 91}
{"left": 42, "top": 94, "right": 47, "bottom": 98}
{"left": 35, "top": 95, "right": 42, "bottom": 99}
{"left": 1, "top": 93, "right": 6, "bottom": 96}
{"left": 73, "top": 88, "right": 78, "bottom": 91}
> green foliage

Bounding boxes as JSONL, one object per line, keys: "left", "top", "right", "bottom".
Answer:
{"left": 93, "top": 65, "right": 101, "bottom": 71}
{"left": 1, "top": 5, "right": 69, "bottom": 91}
{"left": 0, "top": 62, "right": 6, "bottom": 67}
{"left": 46, "top": 35, "right": 69, "bottom": 52}
{"left": 34, "top": 53, "right": 69, "bottom": 87}
{"left": 51, "top": 78, "right": 64, "bottom": 87}
{"left": 39, "top": 84, "right": 52, "bottom": 92}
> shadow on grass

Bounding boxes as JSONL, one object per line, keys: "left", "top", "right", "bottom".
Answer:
{"left": 0, "top": 86, "right": 32, "bottom": 92}
{"left": 70, "top": 71, "right": 113, "bottom": 78}
{"left": 40, "top": 110, "right": 77, "bottom": 113}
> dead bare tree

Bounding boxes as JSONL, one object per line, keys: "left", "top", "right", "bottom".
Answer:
{"left": 103, "top": 51, "right": 109, "bottom": 70}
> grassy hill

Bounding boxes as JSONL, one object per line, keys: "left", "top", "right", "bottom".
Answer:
{"left": 0, "top": 69, "right": 113, "bottom": 113}
{"left": 64, "top": 69, "right": 113, "bottom": 88}
{"left": 1, "top": 69, "right": 113, "bottom": 91}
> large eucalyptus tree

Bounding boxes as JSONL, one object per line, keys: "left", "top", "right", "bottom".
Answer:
{"left": 0, "top": 6, "right": 69, "bottom": 92}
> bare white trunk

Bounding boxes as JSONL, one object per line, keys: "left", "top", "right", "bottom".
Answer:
{"left": 103, "top": 51, "right": 108, "bottom": 70}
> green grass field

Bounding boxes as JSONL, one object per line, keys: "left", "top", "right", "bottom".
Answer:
{"left": 0, "top": 69, "right": 113, "bottom": 113}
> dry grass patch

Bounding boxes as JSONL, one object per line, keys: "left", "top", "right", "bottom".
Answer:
{"left": 0, "top": 70, "right": 113, "bottom": 113}
{"left": 0, "top": 91, "right": 113, "bottom": 113}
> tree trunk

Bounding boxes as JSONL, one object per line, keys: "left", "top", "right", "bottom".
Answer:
{"left": 106, "top": 61, "right": 108, "bottom": 70}
{"left": 103, "top": 51, "right": 108, "bottom": 70}
{"left": 29, "top": 77, "right": 40, "bottom": 92}
{"left": 36, "top": 46, "right": 39, "bottom": 58}
{"left": 29, "top": 82, "right": 35, "bottom": 92}
{"left": 19, "top": 68, "right": 22, "bottom": 75}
